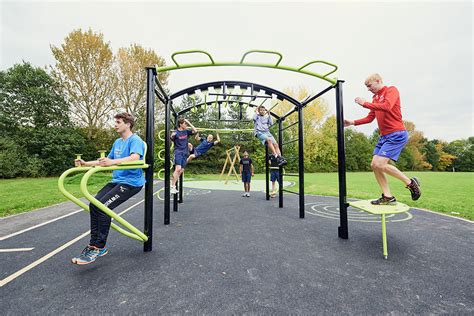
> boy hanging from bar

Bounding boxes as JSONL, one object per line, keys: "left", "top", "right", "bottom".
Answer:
{"left": 253, "top": 105, "right": 287, "bottom": 166}
{"left": 344, "top": 73, "right": 421, "bottom": 205}
{"left": 170, "top": 117, "right": 197, "bottom": 194}
{"left": 186, "top": 132, "right": 220, "bottom": 163}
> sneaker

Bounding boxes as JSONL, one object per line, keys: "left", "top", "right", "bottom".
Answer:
{"left": 371, "top": 194, "right": 397, "bottom": 205}
{"left": 276, "top": 156, "right": 287, "bottom": 167}
{"left": 242, "top": 193, "right": 247, "bottom": 197}
{"left": 72, "top": 246, "right": 108, "bottom": 265}
{"left": 406, "top": 177, "right": 421, "bottom": 201}
{"left": 170, "top": 186, "right": 179, "bottom": 194}
{"left": 246, "top": 193, "right": 250, "bottom": 197}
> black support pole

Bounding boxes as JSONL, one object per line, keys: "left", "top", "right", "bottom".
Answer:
{"left": 335, "top": 80, "right": 348, "bottom": 239}
{"left": 164, "top": 99, "right": 171, "bottom": 225}
{"left": 178, "top": 173, "right": 183, "bottom": 203}
{"left": 144, "top": 67, "right": 156, "bottom": 252}
{"left": 297, "top": 105, "right": 305, "bottom": 219}
{"left": 265, "top": 143, "right": 269, "bottom": 200}
{"left": 278, "top": 119, "right": 283, "bottom": 208}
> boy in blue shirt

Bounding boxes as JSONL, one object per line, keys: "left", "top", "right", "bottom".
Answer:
{"left": 72, "top": 112, "right": 145, "bottom": 265}
{"left": 253, "top": 105, "right": 287, "bottom": 167}
{"left": 187, "top": 132, "right": 220, "bottom": 163}
{"left": 170, "top": 117, "right": 197, "bottom": 194}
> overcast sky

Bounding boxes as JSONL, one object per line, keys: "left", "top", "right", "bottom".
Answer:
{"left": 1, "top": 0, "right": 472, "bottom": 141}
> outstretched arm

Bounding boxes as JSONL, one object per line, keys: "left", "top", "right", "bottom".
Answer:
{"left": 214, "top": 133, "right": 220, "bottom": 145}
{"left": 195, "top": 132, "right": 200, "bottom": 141}
{"left": 185, "top": 119, "right": 197, "bottom": 134}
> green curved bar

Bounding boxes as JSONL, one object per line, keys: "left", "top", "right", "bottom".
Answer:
{"left": 80, "top": 164, "right": 149, "bottom": 242}
{"left": 156, "top": 50, "right": 338, "bottom": 85}
{"left": 57, "top": 167, "right": 145, "bottom": 241}
{"left": 240, "top": 50, "right": 283, "bottom": 67}
{"left": 171, "top": 50, "right": 215, "bottom": 67}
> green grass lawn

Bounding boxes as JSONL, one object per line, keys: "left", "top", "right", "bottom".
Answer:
{"left": 190, "top": 172, "right": 474, "bottom": 220}
{"left": 0, "top": 173, "right": 111, "bottom": 217}
{"left": 1, "top": 172, "right": 473, "bottom": 220}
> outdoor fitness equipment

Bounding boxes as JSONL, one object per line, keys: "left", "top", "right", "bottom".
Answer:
{"left": 147, "top": 50, "right": 349, "bottom": 241}
{"left": 219, "top": 145, "right": 241, "bottom": 184}
{"left": 58, "top": 146, "right": 150, "bottom": 244}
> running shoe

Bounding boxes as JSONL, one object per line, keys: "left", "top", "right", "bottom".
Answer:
{"left": 406, "top": 177, "right": 421, "bottom": 200}
{"left": 72, "top": 246, "right": 108, "bottom": 265}
{"left": 371, "top": 194, "right": 397, "bottom": 205}
{"left": 170, "top": 186, "right": 179, "bottom": 194}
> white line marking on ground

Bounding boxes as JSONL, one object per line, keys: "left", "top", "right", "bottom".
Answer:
{"left": 0, "top": 210, "right": 83, "bottom": 241}
{"left": 0, "top": 189, "right": 159, "bottom": 287}
{"left": 0, "top": 248, "right": 34, "bottom": 253}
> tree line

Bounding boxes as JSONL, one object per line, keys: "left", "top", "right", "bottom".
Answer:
{"left": 0, "top": 29, "right": 472, "bottom": 178}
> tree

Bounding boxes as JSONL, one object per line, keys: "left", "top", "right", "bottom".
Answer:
{"left": 345, "top": 129, "right": 373, "bottom": 171}
{"left": 0, "top": 62, "right": 71, "bottom": 131}
{"left": 404, "top": 121, "right": 431, "bottom": 170}
{"left": 50, "top": 29, "right": 117, "bottom": 138}
{"left": 116, "top": 44, "right": 169, "bottom": 132}
{"left": 445, "top": 138, "right": 473, "bottom": 171}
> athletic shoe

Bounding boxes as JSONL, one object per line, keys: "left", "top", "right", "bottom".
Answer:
{"left": 72, "top": 246, "right": 108, "bottom": 265}
{"left": 371, "top": 194, "right": 397, "bottom": 205}
{"left": 406, "top": 177, "right": 421, "bottom": 200}
{"left": 242, "top": 193, "right": 247, "bottom": 197}
{"left": 277, "top": 156, "right": 287, "bottom": 167}
{"left": 170, "top": 186, "right": 179, "bottom": 194}
{"left": 246, "top": 193, "right": 250, "bottom": 197}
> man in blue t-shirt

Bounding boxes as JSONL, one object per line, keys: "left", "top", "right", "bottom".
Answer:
{"left": 72, "top": 112, "right": 145, "bottom": 265}
{"left": 187, "top": 132, "right": 220, "bottom": 163}
{"left": 253, "top": 105, "right": 287, "bottom": 167}
{"left": 170, "top": 117, "right": 197, "bottom": 194}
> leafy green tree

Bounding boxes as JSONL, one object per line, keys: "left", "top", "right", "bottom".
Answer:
{"left": 344, "top": 129, "right": 373, "bottom": 171}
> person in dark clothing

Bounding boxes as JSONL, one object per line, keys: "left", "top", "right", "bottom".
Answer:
{"left": 239, "top": 151, "right": 254, "bottom": 197}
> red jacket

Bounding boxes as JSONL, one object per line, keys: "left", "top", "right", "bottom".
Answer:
{"left": 354, "top": 86, "right": 405, "bottom": 136}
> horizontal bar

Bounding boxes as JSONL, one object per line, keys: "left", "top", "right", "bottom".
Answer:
{"left": 282, "top": 121, "right": 299, "bottom": 131}
{"left": 282, "top": 189, "right": 300, "bottom": 195}
{"left": 209, "top": 93, "right": 272, "bottom": 99}
{"left": 207, "top": 119, "right": 252, "bottom": 122}
{"left": 301, "top": 85, "right": 334, "bottom": 107}
{"left": 283, "top": 173, "right": 300, "bottom": 177}
{"left": 282, "top": 138, "right": 299, "bottom": 146}
{"left": 282, "top": 107, "right": 298, "bottom": 120}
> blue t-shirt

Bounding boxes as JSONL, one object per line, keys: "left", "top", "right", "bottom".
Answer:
{"left": 107, "top": 134, "right": 145, "bottom": 187}
{"left": 172, "top": 129, "right": 194, "bottom": 154}
{"left": 253, "top": 113, "right": 273, "bottom": 134}
{"left": 195, "top": 137, "right": 215, "bottom": 155}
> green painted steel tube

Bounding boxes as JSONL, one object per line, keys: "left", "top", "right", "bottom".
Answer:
{"left": 161, "top": 50, "right": 338, "bottom": 84}
{"left": 80, "top": 165, "right": 149, "bottom": 242}
{"left": 57, "top": 167, "right": 146, "bottom": 241}
{"left": 381, "top": 214, "right": 388, "bottom": 259}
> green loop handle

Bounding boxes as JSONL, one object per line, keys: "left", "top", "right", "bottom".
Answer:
{"left": 298, "top": 60, "right": 338, "bottom": 77}
{"left": 240, "top": 50, "right": 283, "bottom": 67}
{"left": 171, "top": 50, "right": 215, "bottom": 67}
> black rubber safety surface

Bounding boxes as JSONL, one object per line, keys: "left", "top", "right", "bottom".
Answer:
{"left": 1, "top": 186, "right": 473, "bottom": 314}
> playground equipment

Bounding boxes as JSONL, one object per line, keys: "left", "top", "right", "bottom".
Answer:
{"left": 219, "top": 145, "right": 241, "bottom": 184}
{"left": 147, "top": 50, "right": 348, "bottom": 242}
{"left": 349, "top": 200, "right": 410, "bottom": 259}
{"left": 58, "top": 145, "right": 153, "bottom": 250}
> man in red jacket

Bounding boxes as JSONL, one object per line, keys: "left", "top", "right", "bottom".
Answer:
{"left": 344, "top": 74, "right": 421, "bottom": 205}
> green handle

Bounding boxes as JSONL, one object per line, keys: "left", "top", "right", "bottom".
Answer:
{"left": 240, "top": 50, "right": 283, "bottom": 67}
{"left": 98, "top": 150, "right": 106, "bottom": 159}
{"left": 298, "top": 60, "right": 338, "bottom": 78}
{"left": 75, "top": 154, "right": 82, "bottom": 160}
{"left": 171, "top": 50, "right": 215, "bottom": 67}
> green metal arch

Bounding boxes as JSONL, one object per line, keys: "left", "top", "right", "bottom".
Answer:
{"left": 156, "top": 50, "right": 338, "bottom": 85}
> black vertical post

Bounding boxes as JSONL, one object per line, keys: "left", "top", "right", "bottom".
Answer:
{"left": 178, "top": 173, "right": 183, "bottom": 203}
{"left": 265, "top": 143, "right": 269, "bottom": 200}
{"left": 144, "top": 67, "right": 156, "bottom": 252}
{"left": 297, "top": 105, "right": 305, "bottom": 219}
{"left": 278, "top": 119, "right": 283, "bottom": 208}
{"left": 336, "top": 80, "right": 348, "bottom": 239}
{"left": 164, "top": 99, "right": 171, "bottom": 225}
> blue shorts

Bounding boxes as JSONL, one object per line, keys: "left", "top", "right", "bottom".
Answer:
{"left": 242, "top": 171, "right": 251, "bottom": 183}
{"left": 271, "top": 171, "right": 280, "bottom": 183}
{"left": 256, "top": 132, "right": 277, "bottom": 146}
{"left": 373, "top": 130, "right": 409, "bottom": 161}
{"left": 174, "top": 151, "right": 189, "bottom": 168}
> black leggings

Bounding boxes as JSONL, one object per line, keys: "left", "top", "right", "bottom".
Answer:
{"left": 89, "top": 182, "right": 142, "bottom": 248}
